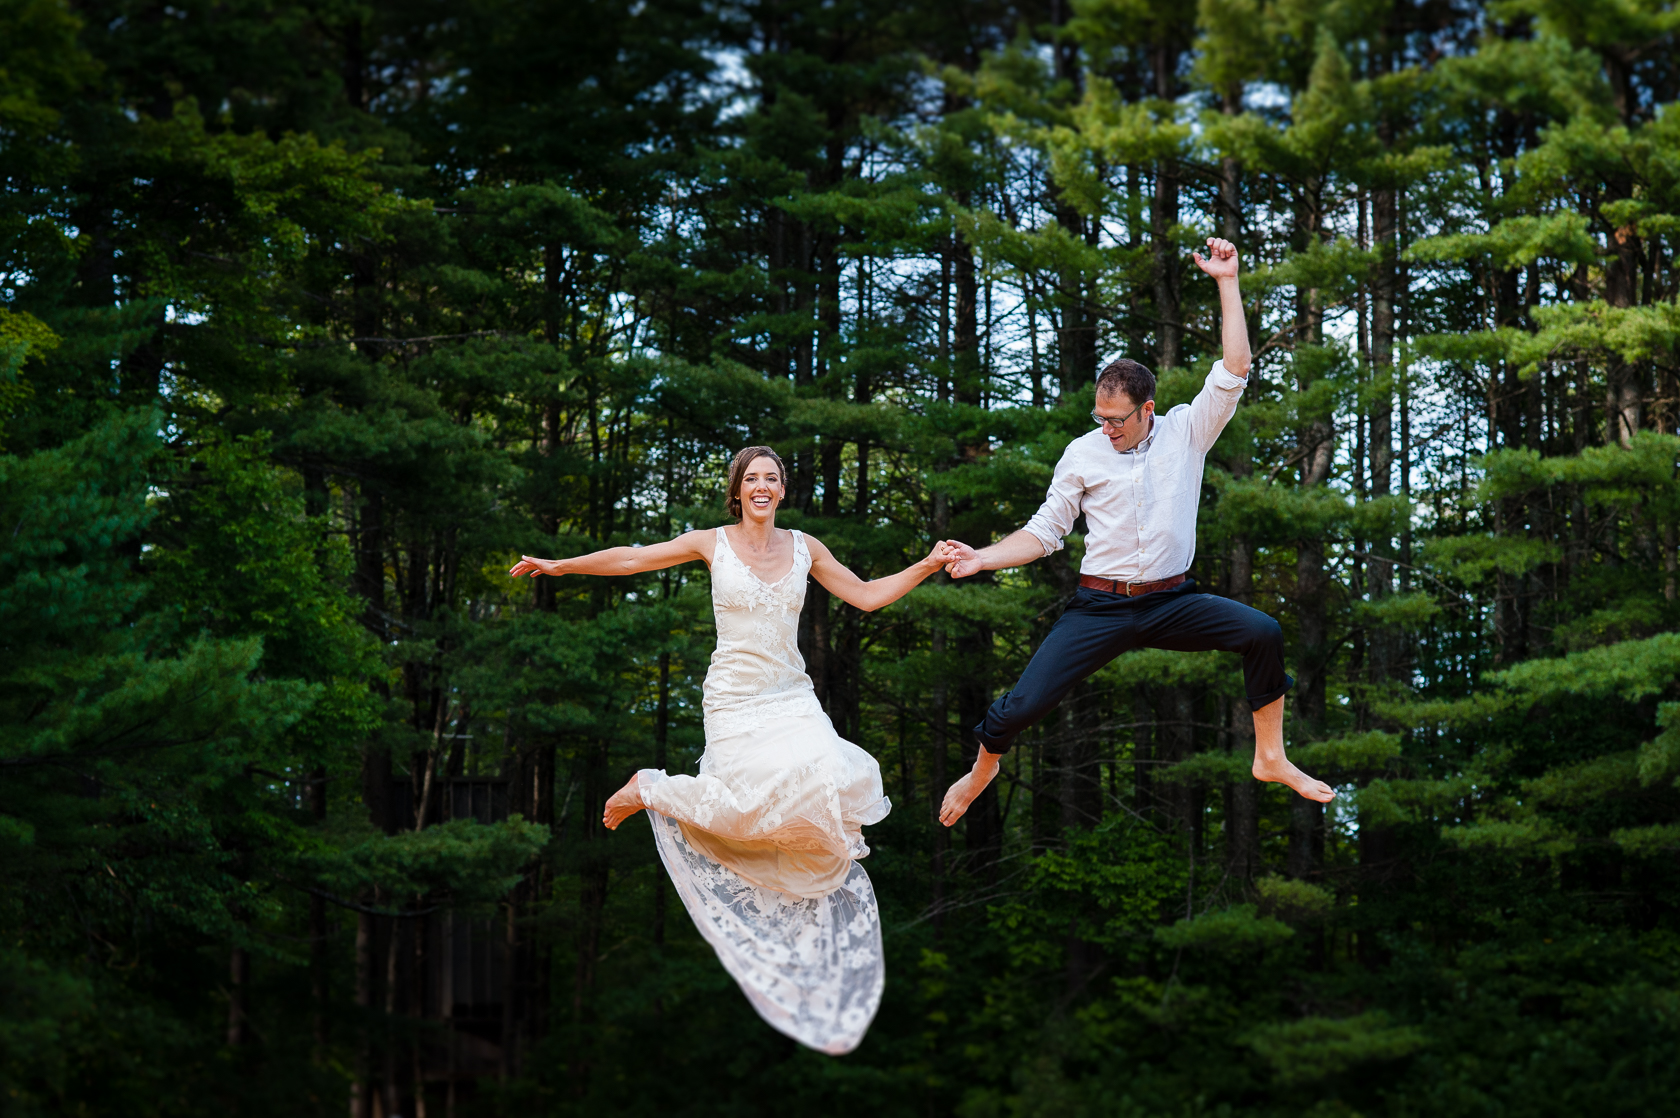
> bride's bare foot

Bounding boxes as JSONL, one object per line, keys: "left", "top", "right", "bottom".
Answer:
{"left": 1252, "top": 757, "right": 1336, "bottom": 803}
{"left": 602, "top": 774, "right": 644, "bottom": 830}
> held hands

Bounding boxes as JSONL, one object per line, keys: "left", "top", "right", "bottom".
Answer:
{"left": 923, "top": 539, "right": 958, "bottom": 570}
{"left": 941, "top": 539, "right": 985, "bottom": 579}
{"left": 508, "top": 555, "right": 563, "bottom": 578}
{"left": 1191, "top": 236, "right": 1240, "bottom": 282}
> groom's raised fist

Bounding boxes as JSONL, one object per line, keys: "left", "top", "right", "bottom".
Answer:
{"left": 1192, "top": 236, "right": 1239, "bottom": 281}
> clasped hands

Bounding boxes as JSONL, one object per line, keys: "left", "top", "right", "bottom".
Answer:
{"left": 935, "top": 539, "right": 985, "bottom": 579}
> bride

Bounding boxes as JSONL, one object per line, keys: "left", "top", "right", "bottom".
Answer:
{"left": 508, "top": 446, "right": 951, "bottom": 1054}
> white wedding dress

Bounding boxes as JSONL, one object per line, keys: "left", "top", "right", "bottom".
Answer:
{"left": 637, "top": 528, "right": 890, "bottom": 1054}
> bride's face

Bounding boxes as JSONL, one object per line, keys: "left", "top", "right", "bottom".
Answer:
{"left": 737, "top": 457, "right": 785, "bottom": 522}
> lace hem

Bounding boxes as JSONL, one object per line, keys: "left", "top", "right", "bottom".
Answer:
{"left": 647, "top": 810, "right": 884, "bottom": 1054}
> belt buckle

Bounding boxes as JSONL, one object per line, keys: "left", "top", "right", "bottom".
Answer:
{"left": 1124, "top": 579, "right": 1139, "bottom": 597}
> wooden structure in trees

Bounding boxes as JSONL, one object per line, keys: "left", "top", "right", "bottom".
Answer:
{"left": 351, "top": 748, "right": 559, "bottom": 1118}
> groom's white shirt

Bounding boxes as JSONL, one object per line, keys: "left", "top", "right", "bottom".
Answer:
{"left": 1022, "top": 359, "right": 1248, "bottom": 582}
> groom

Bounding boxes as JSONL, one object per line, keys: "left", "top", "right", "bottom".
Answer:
{"left": 938, "top": 237, "right": 1333, "bottom": 827}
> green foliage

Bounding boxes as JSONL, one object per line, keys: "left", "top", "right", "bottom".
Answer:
{"left": 1253, "top": 875, "right": 1334, "bottom": 924}
{"left": 1243, "top": 1012, "right": 1428, "bottom": 1086}
{"left": 0, "top": 948, "right": 95, "bottom": 1113}
{"left": 320, "top": 816, "right": 550, "bottom": 907}
{"left": 1156, "top": 904, "right": 1295, "bottom": 952}
{"left": 4, "top": 1, "right": 1680, "bottom": 1116}
{"left": 993, "top": 818, "right": 1189, "bottom": 969}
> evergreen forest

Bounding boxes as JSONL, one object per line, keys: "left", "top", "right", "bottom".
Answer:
{"left": 6, "top": 0, "right": 1680, "bottom": 1114}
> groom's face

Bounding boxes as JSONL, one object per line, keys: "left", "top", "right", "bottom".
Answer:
{"left": 1095, "top": 389, "right": 1155, "bottom": 454}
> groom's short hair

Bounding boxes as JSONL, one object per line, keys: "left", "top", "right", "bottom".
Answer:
{"left": 1096, "top": 359, "right": 1156, "bottom": 405}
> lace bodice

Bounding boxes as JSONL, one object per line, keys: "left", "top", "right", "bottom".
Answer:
{"left": 704, "top": 528, "right": 817, "bottom": 725}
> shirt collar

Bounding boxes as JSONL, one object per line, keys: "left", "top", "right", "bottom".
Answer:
{"left": 1116, "top": 417, "right": 1156, "bottom": 455}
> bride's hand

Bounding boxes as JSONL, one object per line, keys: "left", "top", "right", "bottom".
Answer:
{"left": 923, "top": 540, "right": 955, "bottom": 569}
{"left": 509, "top": 555, "right": 564, "bottom": 578}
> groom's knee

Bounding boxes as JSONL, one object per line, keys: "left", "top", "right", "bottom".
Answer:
{"left": 984, "top": 686, "right": 1057, "bottom": 741}
{"left": 991, "top": 687, "right": 1044, "bottom": 726}
{"left": 1239, "top": 611, "right": 1285, "bottom": 656}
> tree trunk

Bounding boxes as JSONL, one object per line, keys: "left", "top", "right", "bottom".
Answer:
{"left": 654, "top": 650, "right": 670, "bottom": 951}
{"left": 1152, "top": 164, "right": 1181, "bottom": 371}
{"left": 1051, "top": 170, "right": 1095, "bottom": 397}
{"left": 570, "top": 739, "right": 609, "bottom": 1084}
{"left": 1226, "top": 503, "right": 1260, "bottom": 884}
{"left": 1224, "top": 705, "right": 1259, "bottom": 884}
{"left": 351, "top": 909, "right": 374, "bottom": 1118}
{"left": 929, "top": 624, "right": 949, "bottom": 937}
{"left": 1057, "top": 682, "right": 1104, "bottom": 830}
{"left": 1290, "top": 530, "right": 1330, "bottom": 883}
{"left": 1290, "top": 181, "right": 1331, "bottom": 882}
{"left": 1369, "top": 173, "right": 1398, "bottom": 666}
{"left": 227, "top": 946, "right": 249, "bottom": 1047}
{"left": 308, "top": 763, "right": 330, "bottom": 1059}
{"left": 1151, "top": 39, "right": 1184, "bottom": 371}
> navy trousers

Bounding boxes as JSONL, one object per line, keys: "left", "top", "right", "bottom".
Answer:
{"left": 972, "top": 580, "right": 1293, "bottom": 755}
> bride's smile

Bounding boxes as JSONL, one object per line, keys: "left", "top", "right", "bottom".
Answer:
{"left": 738, "top": 461, "right": 783, "bottom": 523}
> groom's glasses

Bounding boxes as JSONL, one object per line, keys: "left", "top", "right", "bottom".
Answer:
{"left": 1091, "top": 401, "right": 1146, "bottom": 430}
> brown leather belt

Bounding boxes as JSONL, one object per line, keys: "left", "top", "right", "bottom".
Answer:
{"left": 1079, "top": 573, "right": 1186, "bottom": 598}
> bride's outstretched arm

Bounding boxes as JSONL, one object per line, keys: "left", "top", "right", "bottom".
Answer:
{"left": 509, "top": 529, "right": 714, "bottom": 580}
{"left": 806, "top": 536, "right": 954, "bottom": 612}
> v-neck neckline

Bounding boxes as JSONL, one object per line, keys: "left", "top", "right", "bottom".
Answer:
{"left": 720, "top": 526, "right": 798, "bottom": 587}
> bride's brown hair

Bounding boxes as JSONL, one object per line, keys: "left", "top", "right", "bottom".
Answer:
{"left": 726, "top": 445, "right": 787, "bottom": 521}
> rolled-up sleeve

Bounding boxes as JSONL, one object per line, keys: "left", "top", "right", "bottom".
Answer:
{"left": 1021, "top": 446, "right": 1084, "bottom": 555}
{"left": 1185, "top": 359, "right": 1249, "bottom": 455}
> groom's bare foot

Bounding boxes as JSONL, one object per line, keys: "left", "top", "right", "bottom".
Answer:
{"left": 939, "top": 750, "right": 1001, "bottom": 827}
{"left": 1252, "top": 757, "right": 1336, "bottom": 802}
{"left": 603, "top": 774, "right": 644, "bottom": 830}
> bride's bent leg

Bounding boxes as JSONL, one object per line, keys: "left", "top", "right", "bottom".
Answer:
{"left": 603, "top": 773, "right": 646, "bottom": 830}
